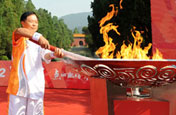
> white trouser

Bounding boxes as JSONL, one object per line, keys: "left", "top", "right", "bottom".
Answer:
{"left": 8, "top": 94, "right": 44, "bottom": 115}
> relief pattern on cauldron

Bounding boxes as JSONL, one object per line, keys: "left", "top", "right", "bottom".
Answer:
{"left": 80, "top": 64, "right": 176, "bottom": 87}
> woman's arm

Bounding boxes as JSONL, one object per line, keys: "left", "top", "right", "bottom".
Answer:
{"left": 14, "top": 28, "right": 50, "bottom": 49}
{"left": 15, "top": 28, "right": 35, "bottom": 39}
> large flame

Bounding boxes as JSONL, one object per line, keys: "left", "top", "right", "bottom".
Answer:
{"left": 96, "top": 3, "right": 163, "bottom": 60}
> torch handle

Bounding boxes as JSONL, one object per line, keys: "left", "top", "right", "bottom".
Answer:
{"left": 49, "top": 45, "right": 57, "bottom": 52}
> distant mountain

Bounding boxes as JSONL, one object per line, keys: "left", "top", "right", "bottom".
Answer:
{"left": 59, "top": 12, "right": 92, "bottom": 33}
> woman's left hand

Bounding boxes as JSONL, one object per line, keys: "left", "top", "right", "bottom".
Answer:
{"left": 54, "top": 48, "right": 63, "bottom": 58}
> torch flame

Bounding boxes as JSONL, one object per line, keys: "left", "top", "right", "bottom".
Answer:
{"left": 99, "top": 4, "right": 117, "bottom": 27}
{"left": 116, "top": 27, "right": 152, "bottom": 59}
{"left": 152, "top": 48, "right": 163, "bottom": 60}
{"left": 96, "top": 2, "right": 163, "bottom": 60}
{"left": 120, "top": 0, "right": 123, "bottom": 9}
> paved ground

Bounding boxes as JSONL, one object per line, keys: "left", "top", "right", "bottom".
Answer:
{"left": 0, "top": 87, "right": 91, "bottom": 115}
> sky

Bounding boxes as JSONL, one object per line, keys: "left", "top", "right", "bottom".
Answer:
{"left": 31, "top": 0, "right": 93, "bottom": 18}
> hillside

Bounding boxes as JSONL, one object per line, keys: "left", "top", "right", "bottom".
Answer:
{"left": 59, "top": 12, "right": 92, "bottom": 33}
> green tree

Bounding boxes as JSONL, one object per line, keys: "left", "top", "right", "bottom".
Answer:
{"left": 12, "top": 0, "right": 25, "bottom": 20}
{"left": 0, "top": 1, "right": 5, "bottom": 59}
{"left": 73, "top": 27, "right": 79, "bottom": 33}
{"left": 82, "top": 26, "right": 90, "bottom": 35}
{"left": 37, "top": 9, "right": 73, "bottom": 50}
{"left": 56, "top": 19, "right": 73, "bottom": 50}
{"left": 82, "top": 26, "right": 95, "bottom": 56}
{"left": 0, "top": 0, "right": 18, "bottom": 59}
{"left": 82, "top": 26, "right": 92, "bottom": 48}
{"left": 25, "top": 0, "right": 35, "bottom": 11}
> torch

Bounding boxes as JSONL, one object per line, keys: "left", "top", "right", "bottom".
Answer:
{"left": 32, "top": 40, "right": 92, "bottom": 60}
{"left": 49, "top": 45, "right": 92, "bottom": 60}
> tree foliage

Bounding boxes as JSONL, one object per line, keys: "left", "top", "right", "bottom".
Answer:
{"left": 0, "top": 0, "right": 73, "bottom": 60}
{"left": 73, "top": 28, "right": 79, "bottom": 33}
{"left": 82, "top": 26, "right": 95, "bottom": 56}
{"left": 87, "top": 0, "right": 152, "bottom": 56}
{"left": 25, "top": 0, "right": 35, "bottom": 11}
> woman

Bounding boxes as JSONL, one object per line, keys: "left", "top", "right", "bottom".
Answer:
{"left": 6, "top": 11, "right": 63, "bottom": 115}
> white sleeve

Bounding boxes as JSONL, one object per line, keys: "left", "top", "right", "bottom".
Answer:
{"left": 40, "top": 48, "right": 52, "bottom": 64}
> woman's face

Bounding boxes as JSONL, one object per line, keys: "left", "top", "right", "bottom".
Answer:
{"left": 21, "top": 14, "right": 38, "bottom": 32}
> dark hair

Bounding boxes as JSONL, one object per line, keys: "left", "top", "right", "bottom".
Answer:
{"left": 20, "top": 11, "right": 38, "bottom": 22}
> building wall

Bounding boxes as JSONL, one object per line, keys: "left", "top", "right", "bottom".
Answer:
{"left": 71, "top": 38, "right": 87, "bottom": 47}
{"left": 71, "top": 34, "right": 87, "bottom": 47}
